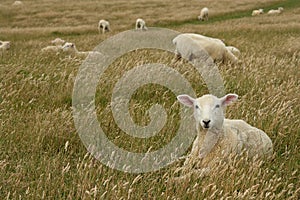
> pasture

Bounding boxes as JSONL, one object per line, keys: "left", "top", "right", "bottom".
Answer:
{"left": 0, "top": 0, "right": 299, "bottom": 199}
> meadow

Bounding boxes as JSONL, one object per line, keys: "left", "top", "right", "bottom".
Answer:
{"left": 0, "top": 0, "right": 299, "bottom": 199}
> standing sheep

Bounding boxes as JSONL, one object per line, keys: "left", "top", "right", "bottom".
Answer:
{"left": 98, "top": 19, "right": 110, "bottom": 34}
{"left": 0, "top": 41, "right": 10, "bottom": 50}
{"left": 173, "top": 33, "right": 239, "bottom": 64}
{"left": 135, "top": 18, "right": 148, "bottom": 30}
{"left": 268, "top": 7, "right": 284, "bottom": 15}
{"left": 177, "top": 93, "right": 273, "bottom": 176}
{"left": 198, "top": 7, "right": 209, "bottom": 21}
{"left": 252, "top": 9, "right": 264, "bottom": 16}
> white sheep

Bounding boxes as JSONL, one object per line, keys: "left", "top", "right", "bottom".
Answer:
{"left": 12, "top": 1, "right": 23, "bottom": 6}
{"left": 51, "top": 38, "right": 65, "bottom": 46}
{"left": 198, "top": 7, "right": 209, "bottom": 21}
{"left": 226, "top": 46, "right": 241, "bottom": 58}
{"left": 62, "top": 42, "right": 101, "bottom": 58}
{"left": 252, "top": 9, "right": 264, "bottom": 16}
{"left": 41, "top": 45, "right": 63, "bottom": 54}
{"left": 268, "top": 7, "right": 284, "bottom": 15}
{"left": 135, "top": 18, "right": 148, "bottom": 30}
{"left": 173, "top": 33, "right": 238, "bottom": 64}
{"left": 0, "top": 41, "right": 10, "bottom": 50}
{"left": 176, "top": 93, "right": 273, "bottom": 176}
{"left": 98, "top": 19, "right": 110, "bottom": 34}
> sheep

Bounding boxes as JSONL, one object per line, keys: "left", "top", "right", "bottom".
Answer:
{"left": 173, "top": 33, "right": 239, "bottom": 64}
{"left": 41, "top": 45, "right": 63, "bottom": 54}
{"left": 268, "top": 7, "right": 284, "bottom": 15}
{"left": 135, "top": 18, "right": 148, "bottom": 30}
{"left": 0, "top": 41, "right": 10, "bottom": 51}
{"left": 176, "top": 93, "right": 273, "bottom": 177}
{"left": 62, "top": 42, "right": 101, "bottom": 58}
{"left": 198, "top": 7, "right": 209, "bottom": 21}
{"left": 51, "top": 38, "right": 65, "bottom": 46}
{"left": 252, "top": 9, "right": 264, "bottom": 16}
{"left": 12, "top": 1, "right": 23, "bottom": 6}
{"left": 226, "top": 46, "right": 241, "bottom": 58}
{"left": 98, "top": 19, "right": 110, "bottom": 34}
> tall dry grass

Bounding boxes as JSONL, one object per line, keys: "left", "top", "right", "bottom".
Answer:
{"left": 0, "top": 0, "right": 299, "bottom": 199}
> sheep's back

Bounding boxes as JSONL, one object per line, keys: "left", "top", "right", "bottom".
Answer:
{"left": 223, "top": 119, "right": 273, "bottom": 157}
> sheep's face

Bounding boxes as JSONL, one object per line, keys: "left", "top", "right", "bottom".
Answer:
{"left": 177, "top": 94, "right": 238, "bottom": 130}
{"left": 0, "top": 41, "right": 10, "bottom": 50}
{"left": 62, "top": 43, "right": 75, "bottom": 52}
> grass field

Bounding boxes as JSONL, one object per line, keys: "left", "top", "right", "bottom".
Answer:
{"left": 0, "top": 0, "right": 299, "bottom": 199}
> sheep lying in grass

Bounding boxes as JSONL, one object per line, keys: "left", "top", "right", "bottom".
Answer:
{"left": 51, "top": 38, "right": 65, "bottom": 46}
{"left": 176, "top": 93, "right": 273, "bottom": 178}
{"left": 0, "top": 41, "right": 10, "bottom": 50}
{"left": 268, "top": 7, "right": 284, "bottom": 15}
{"left": 98, "top": 19, "right": 110, "bottom": 34}
{"left": 252, "top": 9, "right": 264, "bottom": 16}
{"left": 135, "top": 18, "right": 148, "bottom": 30}
{"left": 62, "top": 42, "right": 101, "bottom": 58}
{"left": 41, "top": 45, "right": 62, "bottom": 54}
{"left": 198, "top": 7, "right": 209, "bottom": 21}
{"left": 173, "top": 33, "right": 239, "bottom": 64}
{"left": 12, "top": 1, "right": 23, "bottom": 6}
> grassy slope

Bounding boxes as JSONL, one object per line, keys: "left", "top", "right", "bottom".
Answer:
{"left": 0, "top": 0, "right": 299, "bottom": 199}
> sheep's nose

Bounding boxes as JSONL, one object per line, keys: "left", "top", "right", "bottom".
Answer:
{"left": 202, "top": 120, "right": 211, "bottom": 128}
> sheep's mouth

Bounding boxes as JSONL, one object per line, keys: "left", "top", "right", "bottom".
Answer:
{"left": 203, "top": 124, "right": 210, "bottom": 129}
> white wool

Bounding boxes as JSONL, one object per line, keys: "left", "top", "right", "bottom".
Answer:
{"left": 62, "top": 42, "right": 101, "bottom": 58}
{"left": 135, "top": 18, "right": 148, "bottom": 30}
{"left": 198, "top": 7, "right": 209, "bottom": 21}
{"left": 252, "top": 9, "right": 264, "bottom": 16}
{"left": 268, "top": 7, "right": 284, "bottom": 15}
{"left": 226, "top": 46, "right": 241, "bottom": 57}
{"left": 12, "top": 1, "right": 23, "bottom": 6}
{"left": 173, "top": 33, "right": 238, "bottom": 64}
{"left": 98, "top": 19, "right": 110, "bottom": 34}
{"left": 51, "top": 38, "right": 65, "bottom": 46}
{"left": 0, "top": 41, "right": 10, "bottom": 50}
{"left": 176, "top": 94, "right": 273, "bottom": 177}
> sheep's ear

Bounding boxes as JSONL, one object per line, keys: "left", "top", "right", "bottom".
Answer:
{"left": 177, "top": 95, "right": 195, "bottom": 107}
{"left": 221, "top": 94, "right": 238, "bottom": 106}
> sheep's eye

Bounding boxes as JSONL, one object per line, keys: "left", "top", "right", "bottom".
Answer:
{"left": 195, "top": 105, "right": 199, "bottom": 109}
{"left": 215, "top": 104, "right": 220, "bottom": 108}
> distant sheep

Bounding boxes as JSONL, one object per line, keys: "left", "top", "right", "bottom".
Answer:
{"left": 252, "top": 9, "right": 264, "bottom": 16}
{"left": 12, "top": 1, "right": 23, "bottom": 6}
{"left": 268, "top": 7, "right": 284, "bottom": 15}
{"left": 0, "top": 41, "right": 10, "bottom": 50}
{"left": 98, "top": 19, "right": 110, "bottom": 34}
{"left": 51, "top": 38, "right": 65, "bottom": 46}
{"left": 173, "top": 33, "right": 239, "bottom": 64}
{"left": 62, "top": 42, "right": 101, "bottom": 58}
{"left": 41, "top": 45, "right": 62, "bottom": 54}
{"left": 198, "top": 7, "right": 209, "bottom": 21}
{"left": 177, "top": 93, "right": 273, "bottom": 176}
{"left": 135, "top": 18, "right": 148, "bottom": 30}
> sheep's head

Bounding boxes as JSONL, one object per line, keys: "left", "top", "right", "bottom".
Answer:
{"left": 51, "top": 38, "right": 65, "bottom": 46}
{"left": 177, "top": 94, "right": 238, "bottom": 130}
{"left": 62, "top": 42, "right": 76, "bottom": 52}
{"left": 0, "top": 41, "right": 10, "bottom": 50}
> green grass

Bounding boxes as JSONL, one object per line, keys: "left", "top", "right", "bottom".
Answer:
{"left": 158, "top": 0, "right": 300, "bottom": 27}
{"left": 0, "top": 0, "right": 299, "bottom": 199}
